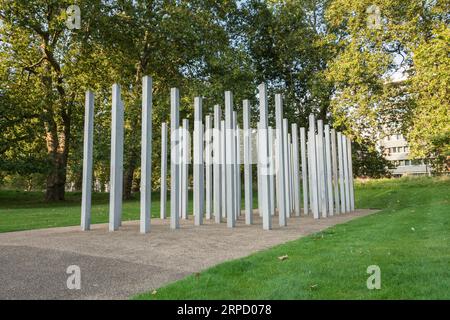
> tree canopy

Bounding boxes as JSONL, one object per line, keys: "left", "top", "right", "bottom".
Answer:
{"left": 0, "top": 0, "right": 448, "bottom": 198}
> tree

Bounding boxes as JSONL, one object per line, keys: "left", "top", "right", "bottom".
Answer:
{"left": 0, "top": 0, "right": 253, "bottom": 199}
{"left": 86, "top": 0, "right": 249, "bottom": 198}
{"left": 240, "top": 0, "right": 335, "bottom": 127}
{"left": 406, "top": 24, "right": 450, "bottom": 172}
{"left": 325, "top": 0, "right": 449, "bottom": 171}
{"left": 352, "top": 139, "right": 392, "bottom": 178}
{"left": 1, "top": 1, "right": 70, "bottom": 199}
{"left": 0, "top": 1, "right": 114, "bottom": 199}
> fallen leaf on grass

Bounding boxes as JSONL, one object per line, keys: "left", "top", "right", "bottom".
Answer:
{"left": 278, "top": 255, "right": 289, "bottom": 261}
{"left": 151, "top": 290, "right": 157, "bottom": 295}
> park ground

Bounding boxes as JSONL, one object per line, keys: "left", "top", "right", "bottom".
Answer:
{"left": 0, "top": 176, "right": 449, "bottom": 299}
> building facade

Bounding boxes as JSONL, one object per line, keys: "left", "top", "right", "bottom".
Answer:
{"left": 380, "top": 134, "right": 430, "bottom": 176}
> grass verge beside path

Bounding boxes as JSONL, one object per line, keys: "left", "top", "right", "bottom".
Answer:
{"left": 0, "top": 191, "right": 153, "bottom": 232}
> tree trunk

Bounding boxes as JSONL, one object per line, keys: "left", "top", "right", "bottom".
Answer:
{"left": 73, "top": 169, "right": 83, "bottom": 191}
{"left": 122, "top": 52, "right": 152, "bottom": 200}
{"left": 123, "top": 151, "right": 138, "bottom": 200}
{"left": 44, "top": 116, "right": 70, "bottom": 201}
{"left": 122, "top": 62, "right": 145, "bottom": 200}
{"left": 41, "top": 65, "right": 71, "bottom": 201}
{"left": 45, "top": 151, "right": 67, "bottom": 201}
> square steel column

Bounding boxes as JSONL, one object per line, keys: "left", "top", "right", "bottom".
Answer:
{"left": 300, "top": 127, "right": 308, "bottom": 215}
{"left": 225, "top": 92, "right": 236, "bottom": 227}
{"left": 287, "top": 132, "right": 294, "bottom": 217}
{"left": 258, "top": 84, "right": 272, "bottom": 230}
{"left": 181, "top": 119, "right": 189, "bottom": 219}
{"left": 170, "top": 88, "right": 180, "bottom": 229}
{"left": 257, "top": 122, "right": 263, "bottom": 217}
{"left": 347, "top": 136, "right": 355, "bottom": 211}
{"left": 324, "top": 124, "right": 334, "bottom": 216}
{"left": 205, "top": 115, "right": 213, "bottom": 220}
{"left": 179, "top": 124, "right": 184, "bottom": 220}
{"left": 283, "top": 121, "right": 291, "bottom": 218}
{"left": 308, "top": 115, "right": 319, "bottom": 219}
{"left": 213, "top": 106, "right": 222, "bottom": 223}
{"left": 140, "top": 76, "right": 153, "bottom": 233}
{"left": 268, "top": 126, "right": 275, "bottom": 216}
{"left": 109, "top": 84, "right": 124, "bottom": 231}
{"left": 337, "top": 132, "right": 346, "bottom": 213}
{"left": 273, "top": 133, "right": 279, "bottom": 215}
{"left": 290, "top": 136, "right": 294, "bottom": 212}
{"left": 291, "top": 123, "right": 301, "bottom": 217}
{"left": 343, "top": 135, "right": 350, "bottom": 213}
{"left": 233, "top": 111, "right": 239, "bottom": 220}
{"left": 275, "top": 95, "right": 287, "bottom": 226}
{"left": 331, "top": 129, "right": 340, "bottom": 214}
{"left": 317, "top": 120, "right": 327, "bottom": 218}
{"left": 81, "top": 91, "right": 94, "bottom": 231}
{"left": 243, "top": 100, "right": 253, "bottom": 224}
{"left": 221, "top": 119, "right": 227, "bottom": 219}
{"left": 236, "top": 122, "right": 242, "bottom": 217}
{"left": 194, "top": 97, "right": 204, "bottom": 226}
{"left": 118, "top": 99, "right": 124, "bottom": 227}
{"left": 160, "top": 122, "right": 168, "bottom": 220}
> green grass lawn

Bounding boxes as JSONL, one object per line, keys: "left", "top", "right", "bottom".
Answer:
{"left": 0, "top": 190, "right": 170, "bottom": 233}
{"left": 0, "top": 189, "right": 250, "bottom": 233}
{"left": 132, "top": 176, "right": 450, "bottom": 299}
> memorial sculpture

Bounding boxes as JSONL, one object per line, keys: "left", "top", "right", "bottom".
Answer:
{"left": 80, "top": 76, "right": 355, "bottom": 233}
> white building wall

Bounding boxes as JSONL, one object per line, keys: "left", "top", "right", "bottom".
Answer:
{"left": 379, "top": 134, "right": 430, "bottom": 176}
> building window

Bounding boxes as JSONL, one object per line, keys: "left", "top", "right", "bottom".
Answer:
{"left": 405, "top": 160, "right": 410, "bottom": 166}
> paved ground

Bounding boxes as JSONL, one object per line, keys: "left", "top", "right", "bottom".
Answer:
{"left": 0, "top": 209, "right": 376, "bottom": 299}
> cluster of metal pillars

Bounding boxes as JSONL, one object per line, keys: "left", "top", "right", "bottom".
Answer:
{"left": 80, "top": 77, "right": 355, "bottom": 233}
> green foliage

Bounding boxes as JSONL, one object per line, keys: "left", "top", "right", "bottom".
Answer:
{"left": 0, "top": 172, "right": 46, "bottom": 191}
{"left": 241, "top": 0, "right": 334, "bottom": 126}
{"left": 352, "top": 139, "right": 392, "bottom": 178}
{"left": 428, "top": 131, "right": 450, "bottom": 173}
{"left": 325, "top": 0, "right": 449, "bottom": 169}
{"left": 407, "top": 24, "right": 450, "bottom": 172}
{"left": 0, "top": 0, "right": 255, "bottom": 197}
